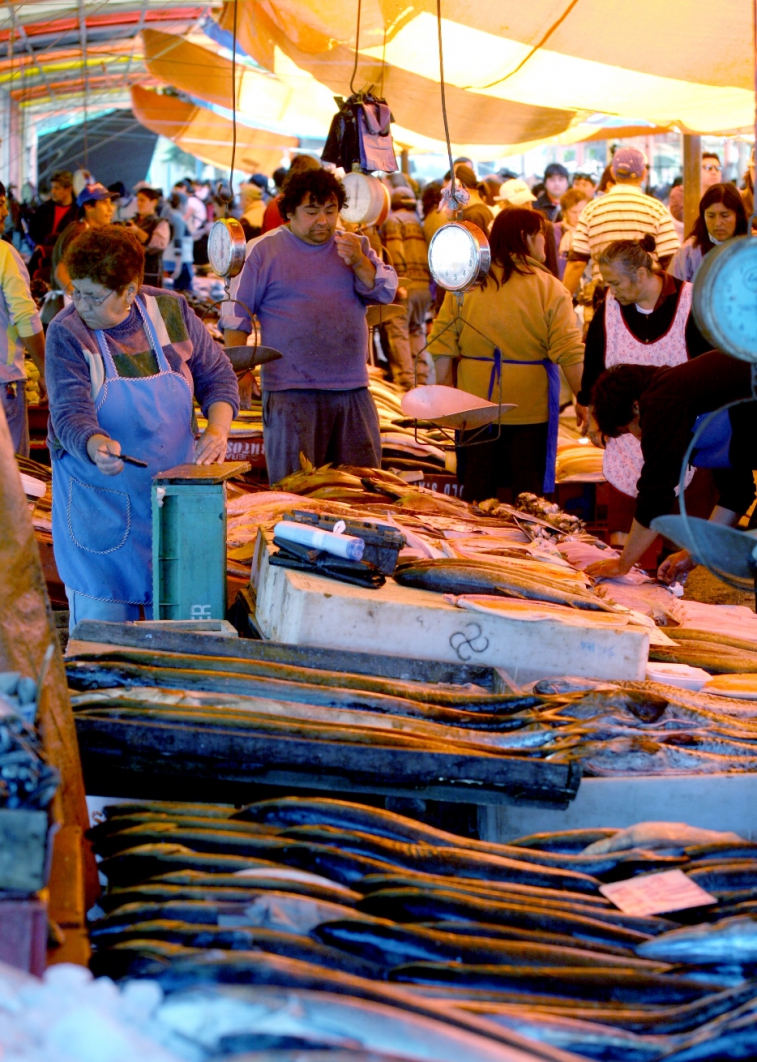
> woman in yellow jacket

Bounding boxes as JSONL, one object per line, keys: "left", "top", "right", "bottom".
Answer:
{"left": 428, "top": 207, "right": 585, "bottom": 502}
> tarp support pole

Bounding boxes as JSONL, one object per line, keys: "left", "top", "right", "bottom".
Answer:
{"left": 682, "top": 134, "right": 701, "bottom": 239}
{"left": 400, "top": 148, "right": 410, "bottom": 174}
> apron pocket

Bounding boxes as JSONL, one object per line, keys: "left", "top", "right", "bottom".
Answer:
{"left": 68, "top": 478, "right": 131, "bottom": 554}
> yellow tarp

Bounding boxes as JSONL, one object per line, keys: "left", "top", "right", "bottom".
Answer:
{"left": 218, "top": 0, "right": 755, "bottom": 136}
{"left": 141, "top": 25, "right": 579, "bottom": 153}
{"left": 130, "top": 83, "right": 296, "bottom": 174}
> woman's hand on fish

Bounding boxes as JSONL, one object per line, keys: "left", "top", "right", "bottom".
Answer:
{"left": 195, "top": 423, "right": 228, "bottom": 465}
{"left": 657, "top": 549, "right": 695, "bottom": 585}
{"left": 87, "top": 433, "right": 123, "bottom": 476}
{"left": 585, "top": 556, "right": 630, "bottom": 582}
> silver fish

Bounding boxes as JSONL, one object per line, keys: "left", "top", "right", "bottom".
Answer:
{"left": 637, "top": 915, "right": 757, "bottom": 965}
{"left": 156, "top": 985, "right": 569, "bottom": 1062}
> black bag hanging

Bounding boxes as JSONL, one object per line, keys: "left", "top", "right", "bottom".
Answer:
{"left": 321, "top": 92, "right": 399, "bottom": 174}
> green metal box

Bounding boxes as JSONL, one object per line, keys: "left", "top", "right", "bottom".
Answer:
{"left": 152, "top": 462, "right": 250, "bottom": 620}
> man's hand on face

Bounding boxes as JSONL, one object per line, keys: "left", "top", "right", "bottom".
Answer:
{"left": 334, "top": 231, "right": 367, "bottom": 270}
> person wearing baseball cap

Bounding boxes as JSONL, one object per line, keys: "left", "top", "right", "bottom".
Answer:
{"left": 495, "top": 178, "right": 560, "bottom": 279}
{"left": 51, "top": 184, "right": 117, "bottom": 294}
{"left": 495, "top": 179, "right": 536, "bottom": 208}
{"left": 535, "top": 162, "right": 570, "bottom": 223}
{"left": 562, "top": 145, "right": 679, "bottom": 299}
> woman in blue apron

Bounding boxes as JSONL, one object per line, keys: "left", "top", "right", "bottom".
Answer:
{"left": 45, "top": 226, "right": 239, "bottom": 631}
{"left": 582, "top": 353, "right": 757, "bottom": 583}
{"left": 427, "top": 208, "right": 585, "bottom": 502}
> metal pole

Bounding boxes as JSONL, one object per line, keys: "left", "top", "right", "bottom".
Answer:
{"left": 682, "top": 133, "right": 701, "bottom": 239}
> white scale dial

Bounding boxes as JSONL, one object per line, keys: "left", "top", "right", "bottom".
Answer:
{"left": 428, "top": 221, "right": 491, "bottom": 293}
{"left": 208, "top": 218, "right": 246, "bottom": 279}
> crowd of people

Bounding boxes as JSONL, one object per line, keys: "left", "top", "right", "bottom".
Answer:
{"left": 0, "top": 140, "right": 754, "bottom": 624}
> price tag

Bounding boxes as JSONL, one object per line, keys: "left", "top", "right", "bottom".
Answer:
{"left": 600, "top": 869, "right": 717, "bottom": 916}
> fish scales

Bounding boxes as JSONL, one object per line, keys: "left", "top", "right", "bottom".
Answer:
{"left": 69, "top": 668, "right": 535, "bottom": 731}
{"left": 67, "top": 648, "right": 543, "bottom": 713}
{"left": 357, "top": 878, "right": 668, "bottom": 934}
{"left": 146, "top": 951, "right": 586, "bottom": 1061}
{"left": 279, "top": 823, "right": 683, "bottom": 881}
{"left": 314, "top": 918, "right": 670, "bottom": 972}
{"left": 416, "top": 921, "right": 638, "bottom": 957}
{"left": 98, "top": 842, "right": 402, "bottom": 888}
{"left": 237, "top": 797, "right": 613, "bottom": 865}
{"left": 389, "top": 962, "right": 722, "bottom": 1004}
{"left": 90, "top": 919, "right": 384, "bottom": 978}
{"left": 357, "top": 888, "right": 654, "bottom": 945}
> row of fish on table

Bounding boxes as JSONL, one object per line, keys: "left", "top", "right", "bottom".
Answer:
{"left": 65, "top": 627, "right": 757, "bottom": 779}
{"left": 84, "top": 795, "right": 757, "bottom": 1061}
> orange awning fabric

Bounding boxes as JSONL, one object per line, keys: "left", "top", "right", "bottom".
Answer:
{"left": 217, "top": 0, "right": 755, "bottom": 137}
{"left": 131, "top": 84, "right": 297, "bottom": 173}
{"left": 141, "top": 25, "right": 580, "bottom": 153}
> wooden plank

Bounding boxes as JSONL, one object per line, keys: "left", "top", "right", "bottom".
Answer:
{"left": 47, "top": 826, "right": 85, "bottom": 928}
{"left": 154, "top": 461, "right": 251, "bottom": 484}
{"left": 69, "top": 620, "right": 499, "bottom": 688}
{"left": 0, "top": 418, "right": 97, "bottom": 908}
{"left": 74, "top": 716, "right": 581, "bottom": 808}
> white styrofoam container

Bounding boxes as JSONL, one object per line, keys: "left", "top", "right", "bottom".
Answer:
{"left": 252, "top": 531, "right": 649, "bottom": 683}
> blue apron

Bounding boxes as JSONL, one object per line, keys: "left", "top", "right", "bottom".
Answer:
{"left": 466, "top": 346, "right": 561, "bottom": 493}
{"left": 51, "top": 298, "right": 196, "bottom": 608}
{"left": 691, "top": 408, "right": 732, "bottom": 469}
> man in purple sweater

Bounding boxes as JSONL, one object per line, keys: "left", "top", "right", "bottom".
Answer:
{"left": 221, "top": 168, "right": 397, "bottom": 484}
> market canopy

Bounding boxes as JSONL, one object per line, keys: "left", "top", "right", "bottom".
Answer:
{"left": 141, "top": 26, "right": 579, "bottom": 153}
{"left": 131, "top": 83, "right": 296, "bottom": 174}
{"left": 218, "top": 0, "right": 755, "bottom": 137}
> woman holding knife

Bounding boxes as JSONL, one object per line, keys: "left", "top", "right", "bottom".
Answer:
{"left": 46, "top": 226, "right": 238, "bottom": 629}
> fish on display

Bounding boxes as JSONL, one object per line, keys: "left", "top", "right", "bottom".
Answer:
{"left": 636, "top": 914, "right": 757, "bottom": 965}
{"left": 388, "top": 962, "right": 723, "bottom": 1004}
{"left": 155, "top": 984, "right": 567, "bottom": 1062}
{"left": 91, "top": 920, "right": 384, "bottom": 978}
{"left": 97, "top": 838, "right": 403, "bottom": 887}
{"left": 394, "top": 558, "right": 623, "bottom": 612}
{"left": 313, "top": 917, "right": 670, "bottom": 971}
{"left": 92, "top": 891, "right": 362, "bottom": 935}
{"left": 356, "top": 888, "right": 656, "bottom": 947}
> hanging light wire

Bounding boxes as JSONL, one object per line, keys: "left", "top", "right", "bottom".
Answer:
{"left": 349, "top": 0, "right": 362, "bottom": 95}
{"left": 226, "top": 0, "right": 239, "bottom": 215}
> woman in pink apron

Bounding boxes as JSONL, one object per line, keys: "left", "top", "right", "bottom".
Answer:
{"left": 45, "top": 226, "right": 239, "bottom": 632}
{"left": 576, "top": 235, "right": 712, "bottom": 542}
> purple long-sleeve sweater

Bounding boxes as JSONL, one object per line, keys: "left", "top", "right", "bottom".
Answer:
{"left": 221, "top": 226, "right": 397, "bottom": 391}
{"left": 46, "top": 286, "right": 240, "bottom": 461}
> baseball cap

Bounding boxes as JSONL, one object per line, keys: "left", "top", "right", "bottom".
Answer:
{"left": 495, "top": 178, "right": 536, "bottom": 206}
{"left": 77, "top": 183, "right": 116, "bottom": 207}
{"left": 611, "top": 147, "right": 648, "bottom": 179}
{"left": 544, "top": 162, "right": 569, "bottom": 180}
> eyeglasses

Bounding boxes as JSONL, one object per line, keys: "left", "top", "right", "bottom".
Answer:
{"left": 68, "top": 287, "right": 115, "bottom": 307}
{"left": 702, "top": 164, "right": 722, "bottom": 172}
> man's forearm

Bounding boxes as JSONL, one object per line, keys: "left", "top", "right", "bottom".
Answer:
{"left": 562, "top": 361, "right": 584, "bottom": 398}
{"left": 617, "top": 519, "right": 661, "bottom": 572}
{"left": 224, "top": 329, "right": 249, "bottom": 348}
{"left": 352, "top": 254, "right": 377, "bottom": 289}
{"left": 563, "top": 259, "right": 588, "bottom": 296}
